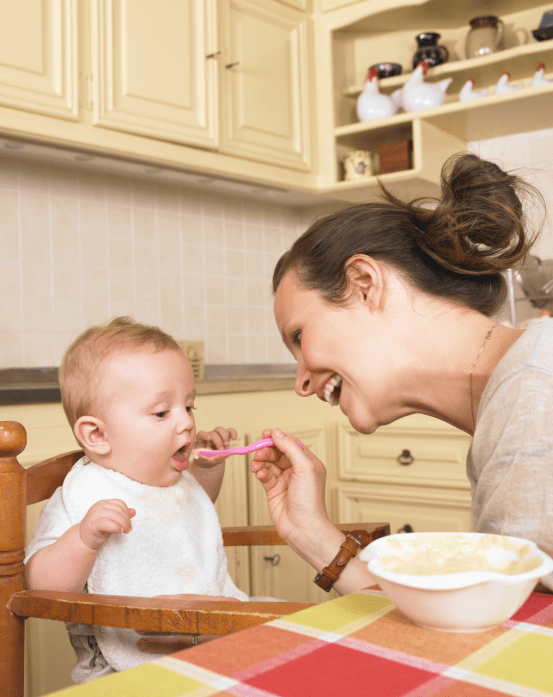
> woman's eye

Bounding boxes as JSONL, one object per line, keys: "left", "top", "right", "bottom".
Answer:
{"left": 292, "top": 330, "right": 302, "bottom": 347}
{"left": 155, "top": 410, "right": 168, "bottom": 419}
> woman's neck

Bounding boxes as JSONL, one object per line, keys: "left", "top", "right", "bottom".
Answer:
{"left": 393, "top": 305, "right": 523, "bottom": 435}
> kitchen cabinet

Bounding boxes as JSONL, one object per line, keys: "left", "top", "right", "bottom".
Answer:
{"left": 218, "top": 0, "right": 311, "bottom": 170}
{"left": 91, "top": 0, "right": 218, "bottom": 150}
{"left": 0, "top": 0, "right": 78, "bottom": 121}
{"left": 313, "top": 0, "right": 553, "bottom": 202}
{"left": 334, "top": 414, "right": 473, "bottom": 535}
{"left": 91, "top": 0, "right": 312, "bottom": 170}
{"left": 0, "top": 0, "right": 314, "bottom": 196}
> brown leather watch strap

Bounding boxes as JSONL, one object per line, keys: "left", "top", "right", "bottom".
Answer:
{"left": 313, "top": 530, "right": 373, "bottom": 592}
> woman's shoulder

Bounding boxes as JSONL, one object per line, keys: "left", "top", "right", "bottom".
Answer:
{"left": 485, "top": 322, "right": 553, "bottom": 398}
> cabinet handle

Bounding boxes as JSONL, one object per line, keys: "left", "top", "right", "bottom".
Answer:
{"left": 397, "top": 524, "right": 414, "bottom": 534}
{"left": 263, "top": 554, "right": 281, "bottom": 566}
{"left": 225, "top": 61, "right": 240, "bottom": 69}
{"left": 397, "top": 449, "right": 414, "bottom": 466}
{"left": 206, "top": 51, "right": 221, "bottom": 59}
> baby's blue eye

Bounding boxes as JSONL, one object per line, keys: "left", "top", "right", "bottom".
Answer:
{"left": 186, "top": 406, "right": 196, "bottom": 415}
{"left": 155, "top": 410, "right": 168, "bottom": 418}
{"left": 292, "top": 331, "right": 302, "bottom": 347}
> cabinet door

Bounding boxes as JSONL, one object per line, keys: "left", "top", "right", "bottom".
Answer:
{"left": 91, "top": 0, "right": 218, "bottom": 149}
{"left": 220, "top": 0, "right": 311, "bottom": 171}
{"left": 247, "top": 426, "right": 338, "bottom": 603}
{"left": 0, "top": 0, "right": 78, "bottom": 120}
{"left": 214, "top": 436, "right": 252, "bottom": 595}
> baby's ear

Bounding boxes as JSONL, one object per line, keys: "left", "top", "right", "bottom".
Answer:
{"left": 74, "top": 416, "right": 111, "bottom": 456}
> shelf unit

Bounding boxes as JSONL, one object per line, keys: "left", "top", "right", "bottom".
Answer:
{"left": 313, "top": 0, "right": 553, "bottom": 202}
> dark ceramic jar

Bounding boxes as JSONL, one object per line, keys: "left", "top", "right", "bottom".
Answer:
{"left": 412, "top": 32, "right": 449, "bottom": 70}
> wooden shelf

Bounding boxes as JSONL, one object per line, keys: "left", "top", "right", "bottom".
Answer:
{"left": 336, "top": 80, "right": 553, "bottom": 144}
{"left": 342, "top": 39, "right": 553, "bottom": 98}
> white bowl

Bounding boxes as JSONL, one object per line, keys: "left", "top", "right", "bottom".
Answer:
{"left": 359, "top": 532, "right": 553, "bottom": 632}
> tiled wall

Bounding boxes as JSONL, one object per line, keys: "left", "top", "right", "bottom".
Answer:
{"left": 3, "top": 127, "right": 553, "bottom": 368}
{"left": 0, "top": 153, "right": 334, "bottom": 368}
{"left": 468, "top": 126, "right": 553, "bottom": 326}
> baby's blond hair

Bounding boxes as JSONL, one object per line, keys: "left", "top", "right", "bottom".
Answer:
{"left": 59, "top": 317, "right": 182, "bottom": 428}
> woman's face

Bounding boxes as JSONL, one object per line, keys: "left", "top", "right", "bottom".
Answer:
{"left": 274, "top": 269, "right": 397, "bottom": 434}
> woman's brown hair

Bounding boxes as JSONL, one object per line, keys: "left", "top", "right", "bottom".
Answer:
{"left": 273, "top": 153, "right": 544, "bottom": 315}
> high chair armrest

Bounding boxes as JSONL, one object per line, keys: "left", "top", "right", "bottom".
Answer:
{"left": 221, "top": 522, "right": 390, "bottom": 547}
{"left": 8, "top": 590, "right": 313, "bottom": 635}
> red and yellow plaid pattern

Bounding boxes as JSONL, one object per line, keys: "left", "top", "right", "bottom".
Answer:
{"left": 50, "top": 590, "right": 553, "bottom": 696}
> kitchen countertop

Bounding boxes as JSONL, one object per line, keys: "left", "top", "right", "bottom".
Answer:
{"left": 0, "top": 364, "right": 297, "bottom": 404}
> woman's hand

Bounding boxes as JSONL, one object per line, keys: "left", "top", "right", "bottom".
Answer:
{"left": 250, "top": 428, "right": 330, "bottom": 554}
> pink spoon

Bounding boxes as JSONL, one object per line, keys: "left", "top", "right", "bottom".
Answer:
{"left": 193, "top": 437, "right": 304, "bottom": 458}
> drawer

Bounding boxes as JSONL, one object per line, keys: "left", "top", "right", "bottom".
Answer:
{"left": 335, "top": 482, "right": 473, "bottom": 535}
{"left": 337, "top": 415, "right": 471, "bottom": 488}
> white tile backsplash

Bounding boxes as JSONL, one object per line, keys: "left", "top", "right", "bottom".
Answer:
{"left": 0, "top": 153, "right": 306, "bottom": 368}
{"left": 6, "top": 126, "right": 553, "bottom": 369}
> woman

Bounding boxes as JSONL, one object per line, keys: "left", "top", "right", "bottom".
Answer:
{"left": 251, "top": 153, "right": 553, "bottom": 593}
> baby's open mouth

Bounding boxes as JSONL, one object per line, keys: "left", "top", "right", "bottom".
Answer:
{"left": 324, "top": 375, "right": 342, "bottom": 406}
{"left": 173, "top": 446, "right": 189, "bottom": 471}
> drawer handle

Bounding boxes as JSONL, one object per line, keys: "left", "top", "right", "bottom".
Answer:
{"left": 263, "top": 554, "right": 281, "bottom": 566}
{"left": 397, "top": 449, "right": 414, "bottom": 466}
{"left": 397, "top": 524, "right": 414, "bottom": 534}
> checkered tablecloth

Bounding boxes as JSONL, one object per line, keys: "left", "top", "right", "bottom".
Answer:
{"left": 49, "top": 589, "right": 553, "bottom": 696}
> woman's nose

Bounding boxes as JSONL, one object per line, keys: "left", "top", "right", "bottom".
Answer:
{"left": 295, "top": 366, "right": 314, "bottom": 397}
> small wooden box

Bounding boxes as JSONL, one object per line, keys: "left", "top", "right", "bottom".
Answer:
{"left": 378, "top": 139, "right": 412, "bottom": 174}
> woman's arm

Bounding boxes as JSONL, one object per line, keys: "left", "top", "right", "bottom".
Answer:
{"left": 251, "top": 428, "right": 376, "bottom": 595}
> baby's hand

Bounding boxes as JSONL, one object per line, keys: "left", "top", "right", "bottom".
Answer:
{"left": 193, "top": 427, "right": 237, "bottom": 465}
{"left": 79, "top": 499, "right": 136, "bottom": 551}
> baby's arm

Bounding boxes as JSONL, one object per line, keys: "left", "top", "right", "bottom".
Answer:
{"left": 189, "top": 427, "right": 237, "bottom": 502}
{"left": 25, "top": 499, "right": 135, "bottom": 592}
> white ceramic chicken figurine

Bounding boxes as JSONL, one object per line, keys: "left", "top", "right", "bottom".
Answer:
{"left": 356, "top": 67, "right": 398, "bottom": 121}
{"left": 402, "top": 61, "right": 452, "bottom": 112}
{"left": 459, "top": 78, "right": 488, "bottom": 101}
{"left": 531, "top": 62, "right": 553, "bottom": 86}
{"left": 494, "top": 72, "right": 524, "bottom": 95}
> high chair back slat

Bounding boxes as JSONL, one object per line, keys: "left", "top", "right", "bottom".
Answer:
{"left": 26, "top": 451, "right": 83, "bottom": 505}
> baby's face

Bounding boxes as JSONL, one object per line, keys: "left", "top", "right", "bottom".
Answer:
{"left": 98, "top": 348, "right": 196, "bottom": 486}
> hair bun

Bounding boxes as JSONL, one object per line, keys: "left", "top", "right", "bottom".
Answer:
{"left": 413, "top": 153, "right": 542, "bottom": 275}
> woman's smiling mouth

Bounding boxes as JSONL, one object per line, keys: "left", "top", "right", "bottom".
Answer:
{"left": 323, "top": 375, "right": 342, "bottom": 406}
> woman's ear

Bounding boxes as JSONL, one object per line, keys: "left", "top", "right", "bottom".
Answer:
{"left": 344, "top": 255, "right": 385, "bottom": 309}
{"left": 74, "top": 416, "right": 111, "bottom": 456}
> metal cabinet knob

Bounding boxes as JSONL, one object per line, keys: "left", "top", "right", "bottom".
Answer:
{"left": 397, "top": 524, "right": 414, "bottom": 534}
{"left": 397, "top": 449, "right": 414, "bottom": 466}
{"left": 263, "top": 554, "right": 281, "bottom": 566}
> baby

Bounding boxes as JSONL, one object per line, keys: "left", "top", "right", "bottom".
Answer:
{"left": 24, "top": 317, "right": 248, "bottom": 682}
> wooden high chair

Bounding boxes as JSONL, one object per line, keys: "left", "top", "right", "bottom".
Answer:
{"left": 0, "top": 420, "right": 390, "bottom": 697}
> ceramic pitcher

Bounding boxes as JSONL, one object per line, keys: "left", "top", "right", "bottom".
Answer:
{"left": 412, "top": 33, "right": 449, "bottom": 70}
{"left": 466, "top": 15, "right": 504, "bottom": 58}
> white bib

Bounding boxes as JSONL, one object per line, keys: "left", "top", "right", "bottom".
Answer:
{"left": 63, "top": 457, "right": 247, "bottom": 670}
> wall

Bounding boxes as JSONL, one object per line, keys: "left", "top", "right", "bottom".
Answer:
{"left": 4, "top": 126, "right": 553, "bottom": 370}
{"left": 0, "top": 152, "right": 333, "bottom": 368}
